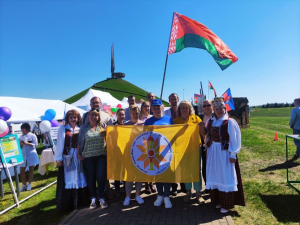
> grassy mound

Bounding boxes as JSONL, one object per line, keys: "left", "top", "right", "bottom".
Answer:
{"left": 64, "top": 78, "right": 169, "bottom": 105}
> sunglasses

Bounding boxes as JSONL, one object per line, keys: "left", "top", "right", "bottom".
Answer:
{"left": 203, "top": 104, "right": 211, "bottom": 108}
{"left": 91, "top": 108, "right": 100, "bottom": 112}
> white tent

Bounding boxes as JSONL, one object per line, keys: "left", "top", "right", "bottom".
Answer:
{"left": 72, "top": 89, "right": 128, "bottom": 109}
{"left": 0, "top": 97, "right": 86, "bottom": 123}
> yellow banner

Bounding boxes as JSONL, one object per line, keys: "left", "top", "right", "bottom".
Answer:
{"left": 106, "top": 124, "right": 200, "bottom": 183}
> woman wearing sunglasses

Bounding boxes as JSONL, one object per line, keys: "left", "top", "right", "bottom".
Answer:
{"left": 77, "top": 109, "right": 108, "bottom": 209}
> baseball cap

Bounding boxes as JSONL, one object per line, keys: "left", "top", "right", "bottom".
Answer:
{"left": 151, "top": 99, "right": 163, "bottom": 106}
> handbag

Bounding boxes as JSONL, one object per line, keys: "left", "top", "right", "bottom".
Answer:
{"left": 63, "top": 147, "right": 76, "bottom": 172}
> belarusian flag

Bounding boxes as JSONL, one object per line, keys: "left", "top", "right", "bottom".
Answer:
{"left": 208, "top": 81, "right": 217, "bottom": 97}
{"left": 168, "top": 12, "right": 238, "bottom": 70}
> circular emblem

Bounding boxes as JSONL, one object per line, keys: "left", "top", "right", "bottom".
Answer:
{"left": 131, "top": 131, "right": 173, "bottom": 176}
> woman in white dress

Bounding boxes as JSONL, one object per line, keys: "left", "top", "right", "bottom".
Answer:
{"left": 202, "top": 98, "right": 246, "bottom": 213}
{"left": 19, "top": 123, "right": 40, "bottom": 191}
{"left": 54, "top": 110, "right": 88, "bottom": 211}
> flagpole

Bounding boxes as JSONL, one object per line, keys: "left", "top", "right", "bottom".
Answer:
{"left": 160, "top": 12, "right": 175, "bottom": 100}
{"left": 208, "top": 81, "right": 209, "bottom": 100}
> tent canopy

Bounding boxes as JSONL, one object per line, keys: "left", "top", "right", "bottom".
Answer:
{"left": 1, "top": 97, "right": 86, "bottom": 123}
{"left": 72, "top": 89, "right": 128, "bottom": 109}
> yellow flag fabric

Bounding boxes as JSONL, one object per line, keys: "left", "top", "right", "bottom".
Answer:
{"left": 106, "top": 124, "right": 200, "bottom": 183}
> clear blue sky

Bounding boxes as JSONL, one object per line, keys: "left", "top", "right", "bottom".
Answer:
{"left": 1, "top": 0, "right": 299, "bottom": 106}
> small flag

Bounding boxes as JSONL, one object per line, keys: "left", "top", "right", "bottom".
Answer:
{"left": 168, "top": 12, "right": 238, "bottom": 70}
{"left": 194, "top": 94, "right": 200, "bottom": 105}
{"left": 222, "top": 88, "right": 235, "bottom": 111}
{"left": 208, "top": 81, "right": 217, "bottom": 97}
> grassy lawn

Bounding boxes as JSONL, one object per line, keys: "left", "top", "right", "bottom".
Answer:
{"left": 232, "top": 107, "right": 300, "bottom": 225}
{"left": 0, "top": 145, "right": 70, "bottom": 225}
{"left": 0, "top": 107, "right": 299, "bottom": 224}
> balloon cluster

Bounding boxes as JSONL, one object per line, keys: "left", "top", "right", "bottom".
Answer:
{"left": 0, "top": 107, "right": 12, "bottom": 138}
{"left": 40, "top": 109, "right": 59, "bottom": 133}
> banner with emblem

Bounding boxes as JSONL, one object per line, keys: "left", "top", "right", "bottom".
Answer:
{"left": 106, "top": 124, "right": 200, "bottom": 183}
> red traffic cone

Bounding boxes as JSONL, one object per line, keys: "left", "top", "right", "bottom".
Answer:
{"left": 274, "top": 132, "right": 279, "bottom": 141}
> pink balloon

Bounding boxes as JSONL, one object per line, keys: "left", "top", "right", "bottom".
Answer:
{"left": 116, "top": 104, "right": 122, "bottom": 108}
{"left": 0, "top": 127, "right": 9, "bottom": 138}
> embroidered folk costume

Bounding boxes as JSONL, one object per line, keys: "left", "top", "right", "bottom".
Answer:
{"left": 205, "top": 98, "right": 246, "bottom": 210}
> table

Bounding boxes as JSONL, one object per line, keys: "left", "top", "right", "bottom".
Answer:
{"left": 38, "top": 148, "right": 56, "bottom": 175}
{"left": 286, "top": 134, "right": 300, "bottom": 193}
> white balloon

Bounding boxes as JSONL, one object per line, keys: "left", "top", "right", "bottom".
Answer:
{"left": 40, "top": 120, "right": 51, "bottom": 133}
{"left": 0, "top": 119, "right": 8, "bottom": 134}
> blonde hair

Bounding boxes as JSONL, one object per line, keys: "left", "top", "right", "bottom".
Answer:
{"left": 89, "top": 109, "right": 101, "bottom": 126}
{"left": 129, "top": 105, "right": 140, "bottom": 113}
{"left": 177, "top": 100, "right": 195, "bottom": 117}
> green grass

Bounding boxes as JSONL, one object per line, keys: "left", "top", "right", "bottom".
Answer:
{"left": 1, "top": 107, "right": 299, "bottom": 224}
{"left": 64, "top": 78, "right": 169, "bottom": 105}
{"left": 232, "top": 107, "right": 300, "bottom": 225}
{"left": 0, "top": 145, "right": 70, "bottom": 225}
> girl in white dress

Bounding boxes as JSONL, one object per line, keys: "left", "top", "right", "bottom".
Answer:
{"left": 19, "top": 123, "right": 40, "bottom": 191}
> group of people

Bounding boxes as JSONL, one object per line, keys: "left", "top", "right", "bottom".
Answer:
{"left": 51, "top": 92, "right": 246, "bottom": 213}
{"left": 16, "top": 94, "right": 300, "bottom": 214}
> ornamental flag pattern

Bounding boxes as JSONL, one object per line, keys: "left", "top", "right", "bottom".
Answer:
{"left": 168, "top": 12, "right": 180, "bottom": 55}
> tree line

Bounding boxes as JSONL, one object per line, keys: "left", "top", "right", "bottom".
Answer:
{"left": 252, "top": 102, "right": 294, "bottom": 108}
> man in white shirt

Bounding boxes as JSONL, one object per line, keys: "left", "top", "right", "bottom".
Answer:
{"left": 82, "top": 97, "right": 112, "bottom": 126}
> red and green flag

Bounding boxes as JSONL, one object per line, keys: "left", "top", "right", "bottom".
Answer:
{"left": 168, "top": 12, "right": 238, "bottom": 70}
{"left": 208, "top": 81, "right": 217, "bottom": 97}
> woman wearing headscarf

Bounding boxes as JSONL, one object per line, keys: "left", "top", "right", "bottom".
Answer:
{"left": 201, "top": 98, "right": 246, "bottom": 213}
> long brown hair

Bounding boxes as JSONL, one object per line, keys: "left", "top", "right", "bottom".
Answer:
{"left": 65, "top": 110, "right": 82, "bottom": 126}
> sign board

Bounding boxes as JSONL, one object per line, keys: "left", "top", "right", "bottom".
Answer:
{"left": 50, "top": 127, "right": 59, "bottom": 147}
{"left": 0, "top": 134, "right": 23, "bottom": 165}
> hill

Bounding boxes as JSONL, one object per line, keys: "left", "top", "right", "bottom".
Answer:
{"left": 64, "top": 78, "right": 169, "bottom": 105}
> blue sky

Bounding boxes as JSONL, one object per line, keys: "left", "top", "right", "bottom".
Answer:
{"left": 1, "top": 0, "right": 299, "bottom": 106}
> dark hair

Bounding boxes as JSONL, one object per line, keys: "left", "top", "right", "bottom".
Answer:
{"left": 21, "top": 123, "right": 31, "bottom": 131}
{"left": 116, "top": 108, "right": 125, "bottom": 115}
{"left": 168, "top": 93, "right": 179, "bottom": 102}
{"left": 128, "top": 95, "right": 135, "bottom": 99}
{"left": 90, "top": 96, "right": 101, "bottom": 103}
{"left": 65, "top": 110, "right": 82, "bottom": 126}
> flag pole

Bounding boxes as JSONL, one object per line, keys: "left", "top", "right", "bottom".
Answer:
{"left": 208, "top": 81, "right": 209, "bottom": 100}
{"left": 160, "top": 12, "right": 175, "bottom": 99}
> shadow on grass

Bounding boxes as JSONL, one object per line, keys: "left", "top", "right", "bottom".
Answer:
{"left": 259, "top": 159, "right": 300, "bottom": 172}
{"left": 259, "top": 194, "right": 300, "bottom": 223}
{"left": 2, "top": 199, "right": 70, "bottom": 225}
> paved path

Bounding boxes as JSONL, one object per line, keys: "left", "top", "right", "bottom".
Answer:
{"left": 59, "top": 186, "right": 234, "bottom": 225}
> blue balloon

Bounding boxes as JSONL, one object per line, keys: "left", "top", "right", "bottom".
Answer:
{"left": 41, "top": 115, "right": 47, "bottom": 121}
{"left": 44, "top": 109, "right": 56, "bottom": 121}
